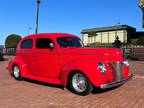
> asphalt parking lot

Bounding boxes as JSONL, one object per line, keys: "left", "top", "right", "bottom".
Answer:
{"left": 0, "top": 56, "right": 144, "bottom": 108}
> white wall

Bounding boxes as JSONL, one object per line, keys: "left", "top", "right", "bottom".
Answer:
{"left": 83, "top": 34, "right": 88, "bottom": 46}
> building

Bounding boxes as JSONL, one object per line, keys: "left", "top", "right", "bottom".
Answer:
{"left": 81, "top": 25, "right": 136, "bottom": 46}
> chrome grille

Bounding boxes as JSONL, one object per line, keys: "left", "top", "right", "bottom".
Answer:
{"left": 111, "top": 62, "right": 123, "bottom": 81}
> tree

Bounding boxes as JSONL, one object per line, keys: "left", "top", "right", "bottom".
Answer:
{"left": 5, "top": 34, "right": 22, "bottom": 48}
{"left": 131, "top": 39, "right": 139, "bottom": 45}
{"left": 138, "top": 37, "right": 144, "bottom": 45}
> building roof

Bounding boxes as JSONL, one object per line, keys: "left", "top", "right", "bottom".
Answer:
{"left": 81, "top": 25, "right": 136, "bottom": 33}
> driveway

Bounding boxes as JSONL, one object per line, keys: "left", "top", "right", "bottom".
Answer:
{"left": 0, "top": 56, "right": 144, "bottom": 108}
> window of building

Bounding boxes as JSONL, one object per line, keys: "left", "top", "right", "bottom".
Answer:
{"left": 36, "top": 38, "right": 54, "bottom": 49}
{"left": 21, "top": 39, "right": 33, "bottom": 49}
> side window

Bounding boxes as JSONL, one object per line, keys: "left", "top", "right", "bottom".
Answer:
{"left": 21, "top": 39, "right": 33, "bottom": 49}
{"left": 36, "top": 38, "right": 54, "bottom": 49}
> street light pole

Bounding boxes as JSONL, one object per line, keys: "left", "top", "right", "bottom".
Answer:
{"left": 35, "top": 0, "right": 41, "bottom": 34}
{"left": 139, "top": 0, "right": 144, "bottom": 28}
{"left": 142, "top": 9, "right": 144, "bottom": 28}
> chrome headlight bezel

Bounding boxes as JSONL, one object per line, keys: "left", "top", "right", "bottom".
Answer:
{"left": 98, "top": 62, "right": 107, "bottom": 74}
{"left": 123, "top": 59, "right": 129, "bottom": 67}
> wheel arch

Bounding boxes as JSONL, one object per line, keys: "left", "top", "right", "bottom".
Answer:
{"left": 66, "top": 69, "right": 94, "bottom": 88}
{"left": 9, "top": 56, "right": 29, "bottom": 77}
{"left": 60, "top": 61, "right": 99, "bottom": 87}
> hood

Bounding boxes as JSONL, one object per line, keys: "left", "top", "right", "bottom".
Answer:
{"left": 60, "top": 47, "right": 123, "bottom": 62}
{"left": 60, "top": 47, "right": 122, "bottom": 55}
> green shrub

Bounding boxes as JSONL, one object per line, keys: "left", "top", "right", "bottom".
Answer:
{"left": 131, "top": 39, "right": 139, "bottom": 45}
{"left": 5, "top": 34, "right": 22, "bottom": 48}
{"left": 138, "top": 38, "right": 144, "bottom": 45}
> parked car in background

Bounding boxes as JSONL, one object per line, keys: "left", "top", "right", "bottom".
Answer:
{"left": 8, "top": 33, "right": 132, "bottom": 95}
{"left": 0, "top": 50, "right": 3, "bottom": 60}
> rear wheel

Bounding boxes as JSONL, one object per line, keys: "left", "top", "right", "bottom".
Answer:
{"left": 69, "top": 72, "right": 93, "bottom": 96}
{"left": 13, "top": 65, "right": 21, "bottom": 80}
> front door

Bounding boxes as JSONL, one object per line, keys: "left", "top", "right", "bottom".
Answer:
{"left": 31, "top": 38, "right": 60, "bottom": 78}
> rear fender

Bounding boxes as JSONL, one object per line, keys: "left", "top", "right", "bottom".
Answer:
{"left": 9, "top": 56, "right": 28, "bottom": 77}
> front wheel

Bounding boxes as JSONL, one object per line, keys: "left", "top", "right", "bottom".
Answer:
{"left": 13, "top": 65, "right": 21, "bottom": 80}
{"left": 69, "top": 72, "right": 93, "bottom": 96}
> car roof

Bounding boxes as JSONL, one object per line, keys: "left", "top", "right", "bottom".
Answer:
{"left": 23, "top": 33, "right": 78, "bottom": 39}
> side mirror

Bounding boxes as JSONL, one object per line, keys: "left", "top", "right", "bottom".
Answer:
{"left": 49, "top": 43, "right": 55, "bottom": 50}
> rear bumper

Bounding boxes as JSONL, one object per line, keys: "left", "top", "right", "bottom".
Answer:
{"left": 100, "top": 74, "right": 133, "bottom": 89}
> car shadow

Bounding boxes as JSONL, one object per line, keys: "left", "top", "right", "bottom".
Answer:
{"left": 22, "top": 78, "right": 64, "bottom": 90}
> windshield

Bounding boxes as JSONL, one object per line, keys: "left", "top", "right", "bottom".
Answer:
{"left": 57, "top": 37, "right": 83, "bottom": 48}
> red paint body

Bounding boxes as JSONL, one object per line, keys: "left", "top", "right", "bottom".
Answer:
{"left": 8, "top": 33, "right": 131, "bottom": 88}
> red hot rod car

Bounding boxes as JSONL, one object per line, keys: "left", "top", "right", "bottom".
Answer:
{"left": 8, "top": 33, "right": 132, "bottom": 95}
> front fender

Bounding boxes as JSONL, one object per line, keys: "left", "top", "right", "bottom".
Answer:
{"left": 60, "top": 59, "right": 106, "bottom": 87}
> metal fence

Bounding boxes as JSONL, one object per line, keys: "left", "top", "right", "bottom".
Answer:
{"left": 0, "top": 48, "right": 16, "bottom": 55}
{"left": 88, "top": 44, "right": 144, "bottom": 60}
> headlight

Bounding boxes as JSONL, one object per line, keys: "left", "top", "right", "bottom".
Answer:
{"left": 123, "top": 59, "right": 129, "bottom": 67}
{"left": 98, "top": 62, "right": 107, "bottom": 74}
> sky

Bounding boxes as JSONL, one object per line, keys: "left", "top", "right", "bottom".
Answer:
{"left": 0, "top": 0, "right": 143, "bottom": 45}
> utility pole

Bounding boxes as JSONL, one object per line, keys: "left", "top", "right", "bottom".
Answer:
{"left": 35, "top": 0, "right": 41, "bottom": 34}
{"left": 139, "top": 0, "right": 144, "bottom": 28}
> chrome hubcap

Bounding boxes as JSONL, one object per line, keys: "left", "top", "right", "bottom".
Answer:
{"left": 13, "top": 66, "right": 20, "bottom": 78}
{"left": 72, "top": 73, "right": 87, "bottom": 92}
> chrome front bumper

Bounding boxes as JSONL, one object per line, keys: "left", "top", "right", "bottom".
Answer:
{"left": 100, "top": 74, "right": 133, "bottom": 89}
